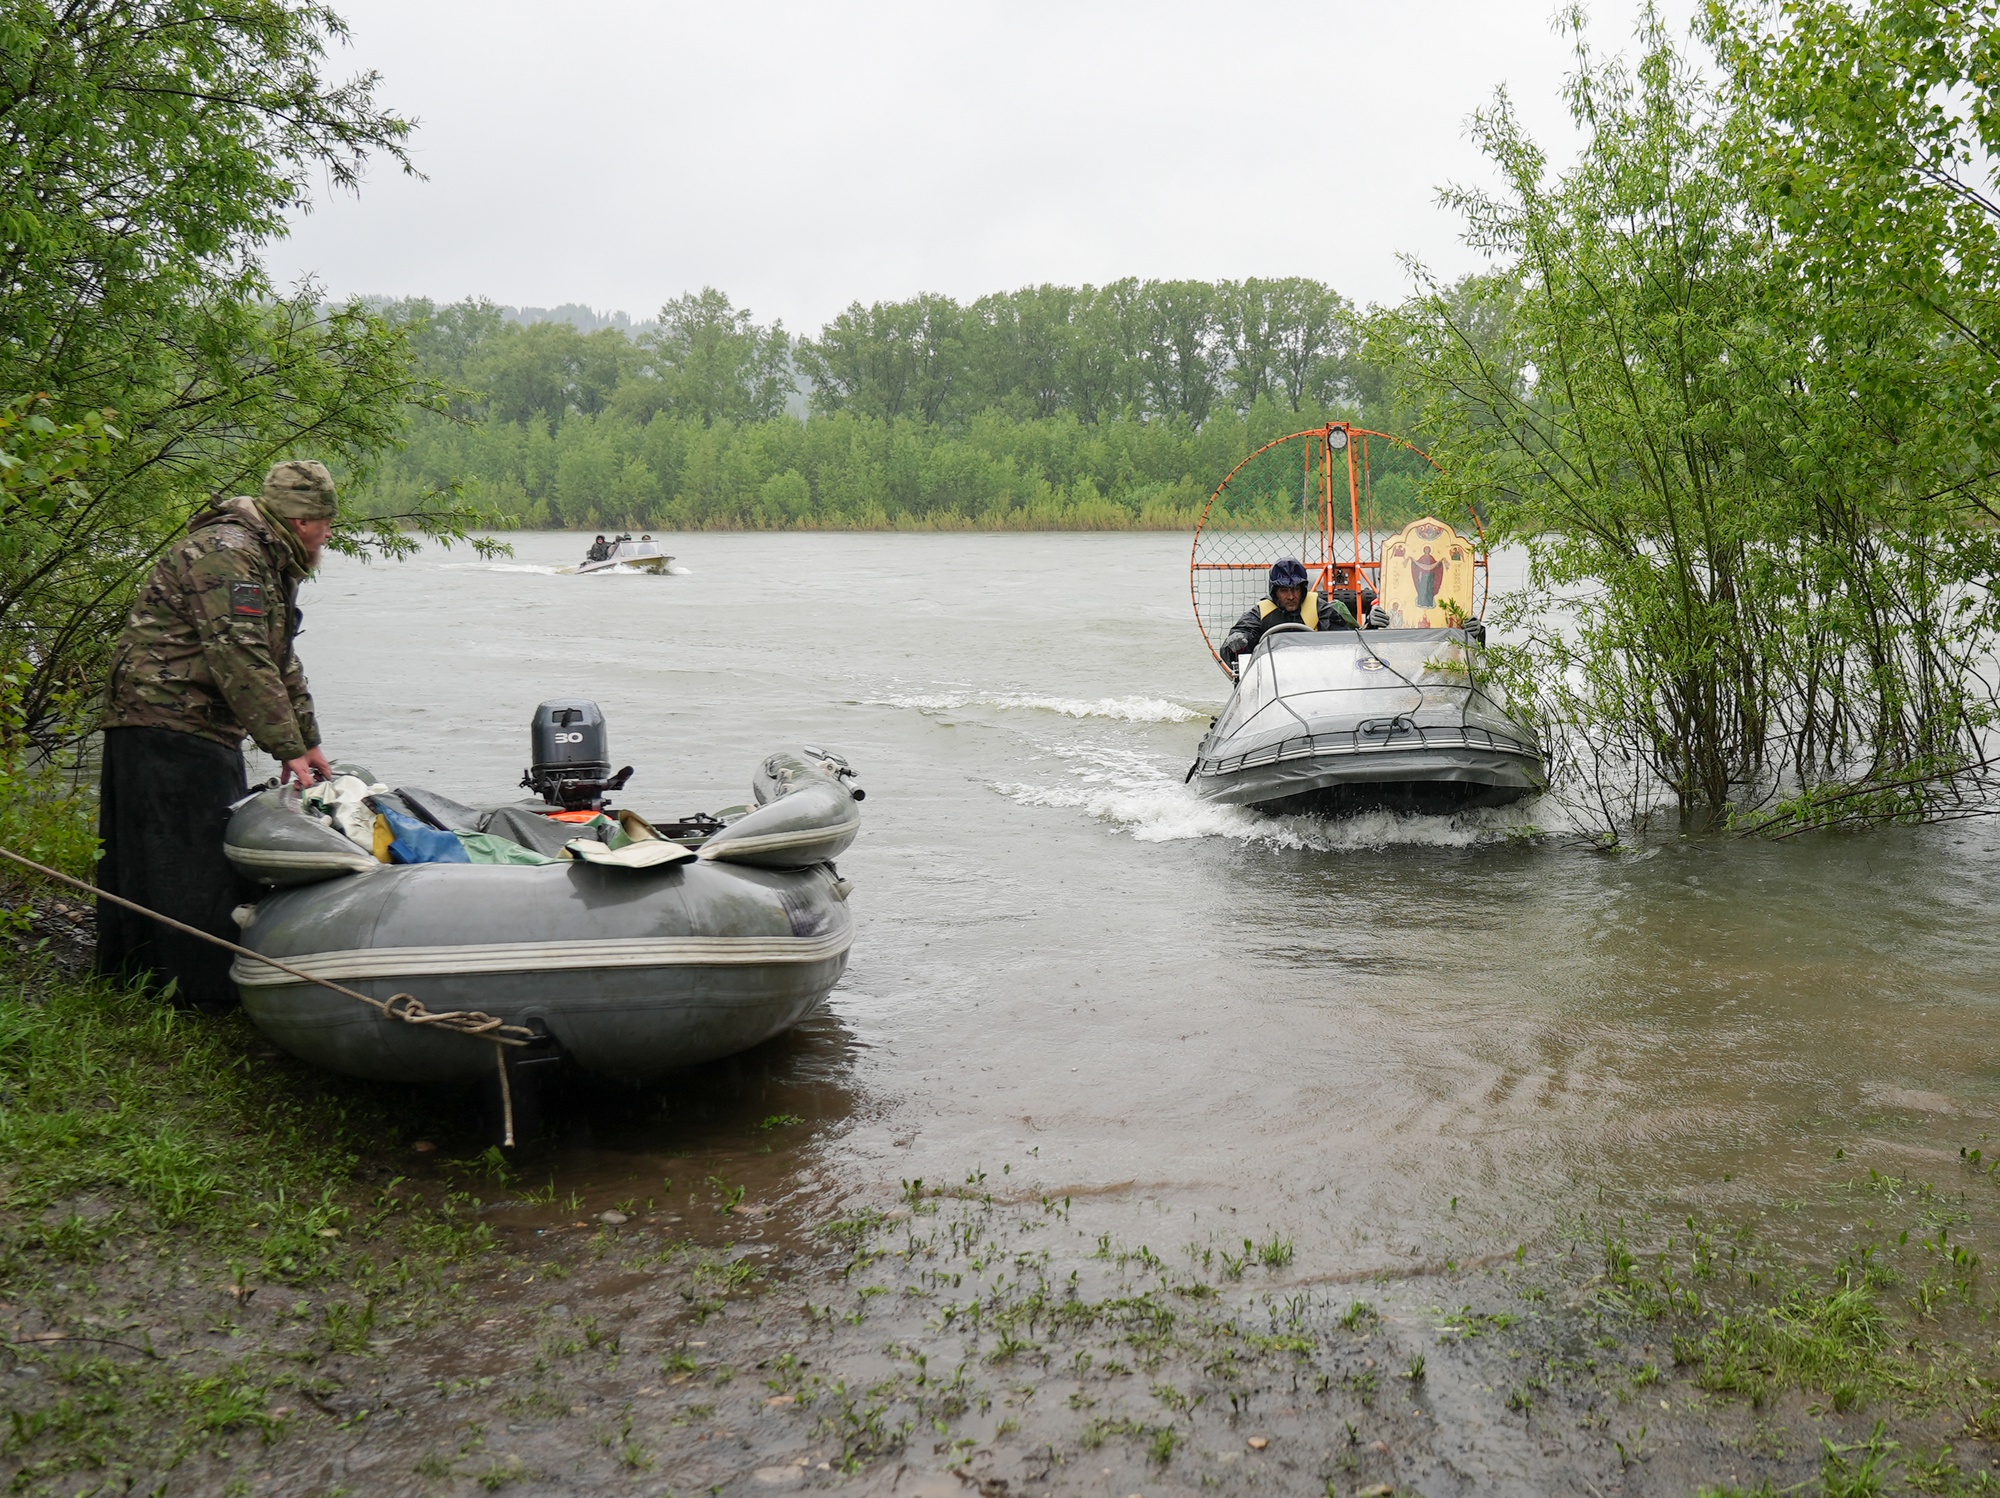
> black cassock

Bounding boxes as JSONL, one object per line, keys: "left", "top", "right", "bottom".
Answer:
{"left": 96, "top": 725, "right": 251, "bottom": 1012}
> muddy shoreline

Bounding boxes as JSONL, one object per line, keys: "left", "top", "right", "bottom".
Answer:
{"left": 10, "top": 1114, "right": 2000, "bottom": 1492}
{"left": 8, "top": 893, "right": 2000, "bottom": 1496}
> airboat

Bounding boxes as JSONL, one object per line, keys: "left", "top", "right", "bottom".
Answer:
{"left": 1186, "top": 422, "right": 1546, "bottom": 815}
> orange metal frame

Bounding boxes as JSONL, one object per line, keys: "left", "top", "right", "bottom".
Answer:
{"left": 1188, "top": 422, "right": 1487, "bottom": 666}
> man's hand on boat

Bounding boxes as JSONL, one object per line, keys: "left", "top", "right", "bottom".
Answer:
{"left": 282, "top": 746, "right": 335, "bottom": 786}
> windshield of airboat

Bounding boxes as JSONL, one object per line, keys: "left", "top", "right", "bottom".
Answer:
{"left": 1216, "top": 636, "right": 1411, "bottom": 741}
{"left": 1212, "top": 630, "right": 1517, "bottom": 745}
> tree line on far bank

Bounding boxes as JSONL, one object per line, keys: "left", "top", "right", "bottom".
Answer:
{"left": 352, "top": 280, "right": 1431, "bottom": 532}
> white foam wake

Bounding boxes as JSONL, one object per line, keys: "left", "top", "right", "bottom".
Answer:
{"left": 867, "top": 691, "right": 1204, "bottom": 724}
{"left": 438, "top": 561, "right": 564, "bottom": 575}
{"left": 998, "top": 742, "right": 1539, "bottom": 849}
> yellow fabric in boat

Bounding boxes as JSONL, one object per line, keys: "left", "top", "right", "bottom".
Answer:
{"left": 371, "top": 813, "right": 393, "bottom": 863}
{"left": 616, "top": 809, "right": 664, "bottom": 843}
{"left": 1257, "top": 592, "right": 1319, "bottom": 629}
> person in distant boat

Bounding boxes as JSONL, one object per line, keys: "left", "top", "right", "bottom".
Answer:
{"left": 585, "top": 534, "right": 612, "bottom": 563}
{"left": 98, "top": 460, "right": 339, "bottom": 1012}
{"left": 1221, "top": 558, "right": 1370, "bottom": 675}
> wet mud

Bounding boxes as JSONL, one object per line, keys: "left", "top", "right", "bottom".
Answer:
{"left": 8, "top": 983, "right": 2000, "bottom": 1495}
{"left": 24, "top": 1128, "right": 1998, "bottom": 1498}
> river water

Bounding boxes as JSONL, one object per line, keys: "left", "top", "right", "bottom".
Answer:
{"left": 287, "top": 530, "right": 2000, "bottom": 1271}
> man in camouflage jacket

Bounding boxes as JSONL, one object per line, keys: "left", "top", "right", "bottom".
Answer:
{"left": 97, "top": 460, "right": 341, "bottom": 1010}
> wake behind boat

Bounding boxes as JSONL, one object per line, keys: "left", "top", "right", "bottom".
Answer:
{"left": 1186, "top": 423, "right": 1545, "bottom": 815}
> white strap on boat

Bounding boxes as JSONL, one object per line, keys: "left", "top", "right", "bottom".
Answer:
{"left": 228, "top": 926, "right": 854, "bottom": 987}
{"left": 697, "top": 820, "right": 856, "bottom": 859}
{"left": 225, "top": 843, "right": 378, "bottom": 873}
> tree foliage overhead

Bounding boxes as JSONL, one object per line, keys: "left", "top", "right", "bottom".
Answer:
{"left": 1710, "top": 0, "right": 2000, "bottom": 487}
{"left": 0, "top": 1, "right": 405, "bottom": 350}
{"left": 0, "top": 1, "right": 494, "bottom": 743}
{"left": 1380, "top": 4, "right": 2000, "bottom": 837}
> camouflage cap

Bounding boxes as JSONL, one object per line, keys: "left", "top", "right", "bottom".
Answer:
{"left": 260, "top": 460, "right": 338, "bottom": 520}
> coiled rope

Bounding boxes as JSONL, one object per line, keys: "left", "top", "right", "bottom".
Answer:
{"left": 0, "top": 845, "right": 533, "bottom": 1145}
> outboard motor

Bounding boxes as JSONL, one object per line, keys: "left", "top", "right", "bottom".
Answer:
{"left": 521, "top": 699, "right": 633, "bottom": 811}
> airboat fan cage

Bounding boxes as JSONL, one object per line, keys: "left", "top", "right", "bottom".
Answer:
{"left": 1187, "top": 423, "right": 1485, "bottom": 667}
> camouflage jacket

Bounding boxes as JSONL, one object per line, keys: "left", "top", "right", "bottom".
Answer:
{"left": 101, "top": 497, "right": 320, "bottom": 761}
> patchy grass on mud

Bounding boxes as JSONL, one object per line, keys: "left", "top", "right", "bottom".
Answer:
{"left": 732, "top": 1166, "right": 2000, "bottom": 1496}
{"left": 1572, "top": 1166, "right": 2000, "bottom": 1495}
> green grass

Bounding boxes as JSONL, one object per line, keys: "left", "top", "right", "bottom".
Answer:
{"left": 1674, "top": 1281, "right": 1887, "bottom": 1411}
{"left": 1583, "top": 1180, "right": 2000, "bottom": 1449}
{"left": 0, "top": 967, "right": 460, "bottom": 1262}
{"left": 0, "top": 958, "right": 499, "bottom": 1492}
{"left": 1255, "top": 1233, "right": 1294, "bottom": 1268}
{"left": 1592, "top": 1218, "right": 1906, "bottom": 1415}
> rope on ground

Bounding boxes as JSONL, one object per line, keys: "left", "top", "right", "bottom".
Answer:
{"left": 0, "top": 843, "right": 533, "bottom": 1145}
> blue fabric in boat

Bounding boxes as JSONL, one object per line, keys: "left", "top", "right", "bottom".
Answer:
{"left": 379, "top": 806, "right": 470, "bottom": 865}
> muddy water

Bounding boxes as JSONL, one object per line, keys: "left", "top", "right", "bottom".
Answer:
{"left": 292, "top": 531, "right": 2000, "bottom": 1271}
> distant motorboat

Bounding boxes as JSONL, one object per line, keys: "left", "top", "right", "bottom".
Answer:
{"left": 576, "top": 534, "right": 671, "bottom": 575}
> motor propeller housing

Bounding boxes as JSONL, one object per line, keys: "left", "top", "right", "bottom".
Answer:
{"left": 522, "top": 698, "right": 632, "bottom": 810}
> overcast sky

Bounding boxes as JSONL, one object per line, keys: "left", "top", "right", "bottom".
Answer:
{"left": 267, "top": 1, "right": 1702, "bottom": 332}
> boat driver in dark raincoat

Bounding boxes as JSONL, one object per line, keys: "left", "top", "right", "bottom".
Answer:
{"left": 1220, "top": 557, "right": 1380, "bottom": 677}
{"left": 585, "top": 534, "right": 612, "bottom": 562}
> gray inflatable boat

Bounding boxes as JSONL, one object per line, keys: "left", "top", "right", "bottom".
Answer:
{"left": 222, "top": 734, "right": 862, "bottom": 1085}
{"left": 1189, "top": 627, "right": 1545, "bottom": 814}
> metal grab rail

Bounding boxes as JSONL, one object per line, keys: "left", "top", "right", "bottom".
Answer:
{"left": 1357, "top": 715, "right": 1419, "bottom": 737}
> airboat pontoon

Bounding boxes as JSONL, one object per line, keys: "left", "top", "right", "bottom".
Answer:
{"left": 1185, "top": 423, "right": 1545, "bottom": 815}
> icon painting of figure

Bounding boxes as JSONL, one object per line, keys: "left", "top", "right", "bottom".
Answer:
{"left": 1378, "top": 517, "right": 1478, "bottom": 628}
{"left": 1411, "top": 544, "right": 1445, "bottom": 609}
